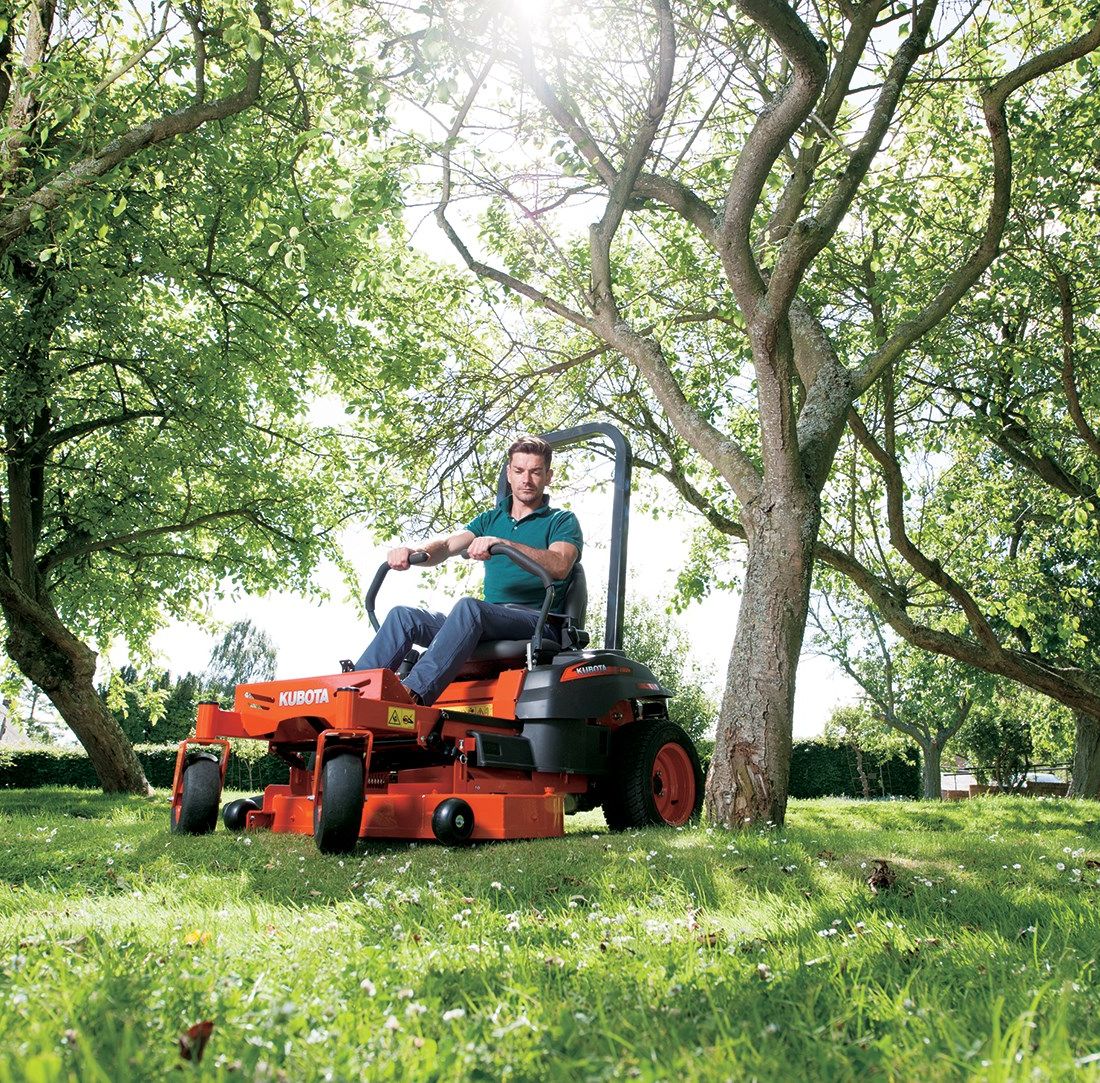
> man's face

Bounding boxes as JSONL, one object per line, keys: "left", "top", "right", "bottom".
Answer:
{"left": 508, "top": 452, "right": 552, "bottom": 505}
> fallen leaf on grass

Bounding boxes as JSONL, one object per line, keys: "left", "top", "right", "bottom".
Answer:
{"left": 1085, "top": 859, "right": 1100, "bottom": 869}
{"left": 178, "top": 1020, "right": 214, "bottom": 1063}
{"left": 866, "top": 859, "right": 896, "bottom": 894}
{"left": 183, "top": 929, "right": 211, "bottom": 946}
{"left": 817, "top": 849, "right": 836, "bottom": 861}
{"left": 696, "top": 931, "right": 725, "bottom": 948}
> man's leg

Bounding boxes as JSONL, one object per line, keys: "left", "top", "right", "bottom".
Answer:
{"left": 354, "top": 606, "right": 447, "bottom": 673}
{"left": 403, "top": 599, "right": 551, "bottom": 706}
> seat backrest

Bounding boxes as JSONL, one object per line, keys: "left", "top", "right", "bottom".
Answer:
{"left": 563, "top": 562, "right": 587, "bottom": 629}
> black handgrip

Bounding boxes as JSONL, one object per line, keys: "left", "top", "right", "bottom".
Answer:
{"left": 487, "top": 543, "right": 555, "bottom": 662}
{"left": 364, "top": 543, "right": 558, "bottom": 669}
{"left": 365, "top": 550, "right": 429, "bottom": 632}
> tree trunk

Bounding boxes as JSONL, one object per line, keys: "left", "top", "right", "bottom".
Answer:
{"left": 3, "top": 605, "right": 151, "bottom": 794}
{"left": 920, "top": 740, "right": 943, "bottom": 800}
{"left": 1069, "top": 712, "right": 1100, "bottom": 799}
{"left": 854, "top": 745, "right": 871, "bottom": 799}
{"left": 705, "top": 489, "right": 818, "bottom": 827}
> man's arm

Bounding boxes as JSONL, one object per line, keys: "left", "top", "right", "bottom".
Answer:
{"left": 466, "top": 536, "right": 578, "bottom": 581}
{"left": 387, "top": 530, "right": 473, "bottom": 570}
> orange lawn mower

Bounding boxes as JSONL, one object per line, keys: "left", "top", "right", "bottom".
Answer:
{"left": 169, "top": 424, "right": 704, "bottom": 851}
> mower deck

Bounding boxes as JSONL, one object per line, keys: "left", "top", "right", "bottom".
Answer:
{"left": 171, "top": 664, "right": 594, "bottom": 845}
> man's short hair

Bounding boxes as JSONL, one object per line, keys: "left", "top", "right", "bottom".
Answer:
{"left": 508, "top": 434, "right": 552, "bottom": 468}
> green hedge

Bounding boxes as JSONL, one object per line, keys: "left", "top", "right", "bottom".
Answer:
{"left": 789, "top": 740, "right": 920, "bottom": 799}
{"left": 0, "top": 744, "right": 289, "bottom": 793}
{"left": 1, "top": 738, "right": 919, "bottom": 799}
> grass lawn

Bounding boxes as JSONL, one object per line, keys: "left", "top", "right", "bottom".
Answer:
{"left": 0, "top": 791, "right": 1098, "bottom": 1081}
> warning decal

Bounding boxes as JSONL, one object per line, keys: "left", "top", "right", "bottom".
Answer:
{"left": 386, "top": 707, "right": 416, "bottom": 730}
{"left": 463, "top": 704, "right": 493, "bottom": 716}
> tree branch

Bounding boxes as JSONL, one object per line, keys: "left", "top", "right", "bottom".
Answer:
{"left": 767, "top": 0, "right": 937, "bottom": 315}
{"left": 589, "top": 0, "right": 675, "bottom": 320}
{"left": 35, "top": 409, "right": 164, "bottom": 454}
{"left": 39, "top": 507, "right": 296, "bottom": 574}
{"left": 95, "top": 6, "right": 172, "bottom": 95}
{"left": 848, "top": 405, "right": 1002, "bottom": 653}
{"left": 1056, "top": 268, "right": 1100, "bottom": 458}
{"left": 434, "top": 61, "right": 595, "bottom": 331}
{"left": 768, "top": 0, "right": 886, "bottom": 243}
{"left": 855, "top": 13, "right": 1100, "bottom": 393}
{"left": 813, "top": 538, "right": 1100, "bottom": 717}
{"left": 719, "top": 0, "right": 827, "bottom": 316}
{"left": 0, "top": 1, "right": 273, "bottom": 257}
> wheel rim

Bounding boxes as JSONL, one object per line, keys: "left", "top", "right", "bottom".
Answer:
{"left": 651, "top": 742, "right": 696, "bottom": 825}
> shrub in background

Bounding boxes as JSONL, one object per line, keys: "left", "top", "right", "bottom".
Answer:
{"left": 2, "top": 739, "right": 918, "bottom": 798}
{"left": 0, "top": 745, "right": 288, "bottom": 792}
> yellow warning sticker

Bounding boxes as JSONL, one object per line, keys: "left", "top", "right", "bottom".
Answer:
{"left": 464, "top": 704, "right": 493, "bottom": 716}
{"left": 386, "top": 707, "right": 416, "bottom": 730}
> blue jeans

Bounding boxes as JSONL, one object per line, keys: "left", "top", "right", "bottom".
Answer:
{"left": 355, "top": 597, "right": 552, "bottom": 705}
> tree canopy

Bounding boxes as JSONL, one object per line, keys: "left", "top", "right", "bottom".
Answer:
{"left": 0, "top": 0, "right": 468, "bottom": 789}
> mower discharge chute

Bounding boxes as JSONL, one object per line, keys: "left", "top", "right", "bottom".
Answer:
{"left": 169, "top": 424, "right": 704, "bottom": 850}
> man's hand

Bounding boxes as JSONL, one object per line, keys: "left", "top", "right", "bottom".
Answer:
{"left": 387, "top": 546, "right": 419, "bottom": 570}
{"left": 466, "top": 536, "right": 503, "bottom": 561}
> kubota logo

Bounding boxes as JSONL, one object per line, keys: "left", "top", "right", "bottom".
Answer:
{"left": 277, "top": 688, "right": 330, "bottom": 707}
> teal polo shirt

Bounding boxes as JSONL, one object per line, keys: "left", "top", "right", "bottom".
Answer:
{"left": 466, "top": 496, "right": 583, "bottom": 610}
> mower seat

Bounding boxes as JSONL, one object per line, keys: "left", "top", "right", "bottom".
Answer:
{"left": 464, "top": 562, "right": 590, "bottom": 666}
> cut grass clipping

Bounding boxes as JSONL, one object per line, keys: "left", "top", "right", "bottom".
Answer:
{"left": 1, "top": 791, "right": 1098, "bottom": 1081}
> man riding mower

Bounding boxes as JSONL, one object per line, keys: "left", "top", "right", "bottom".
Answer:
{"left": 169, "top": 424, "right": 704, "bottom": 851}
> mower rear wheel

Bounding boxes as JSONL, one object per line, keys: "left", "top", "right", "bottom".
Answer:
{"left": 602, "top": 720, "right": 703, "bottom": 830}
{"left": 171, "top": 755, "right": 222, "bottom": 835}
{"left": 222, "top": 795, "right": 264, "bottom": 832}
{"left": 431, "top": 798, "right": 475, "bottom": 846}
{"left": 314, "top": 752, "right": 364, "bottom": 854}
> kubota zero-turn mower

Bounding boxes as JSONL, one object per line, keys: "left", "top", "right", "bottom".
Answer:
{"left": 169, "top": 424, "right": 704, "bottom": 851}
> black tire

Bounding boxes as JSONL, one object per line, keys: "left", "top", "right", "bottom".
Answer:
{"left": 171, "top": 756, "right": 222, "bottom": 835}
{"left": 222, "top": 795, "right": 263, "bottom": 832}
{"left": 431, "top": 798, "right": 475, "bottom": 846}
{"left": 313, "top": 752, "right": 364, "bottom": 854}
{"left": 602, "top": 720, "right": 704, "bottom": 831}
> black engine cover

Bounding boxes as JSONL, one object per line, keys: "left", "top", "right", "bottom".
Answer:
{"left": 515, "top": 650, "right": 670, "bottom": 721}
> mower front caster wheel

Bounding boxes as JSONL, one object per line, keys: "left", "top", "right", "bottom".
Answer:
{"left": 314, "top": 752, "right": 365, "bottom": 854}
{"left": 171, "top": 755, "right": 222, "bottom": 835}
{"left": 222, "top": 796, "right": 264, "bottom": 832}
{"left": 432, "top": 798, "right": 475, "bottom": 846}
